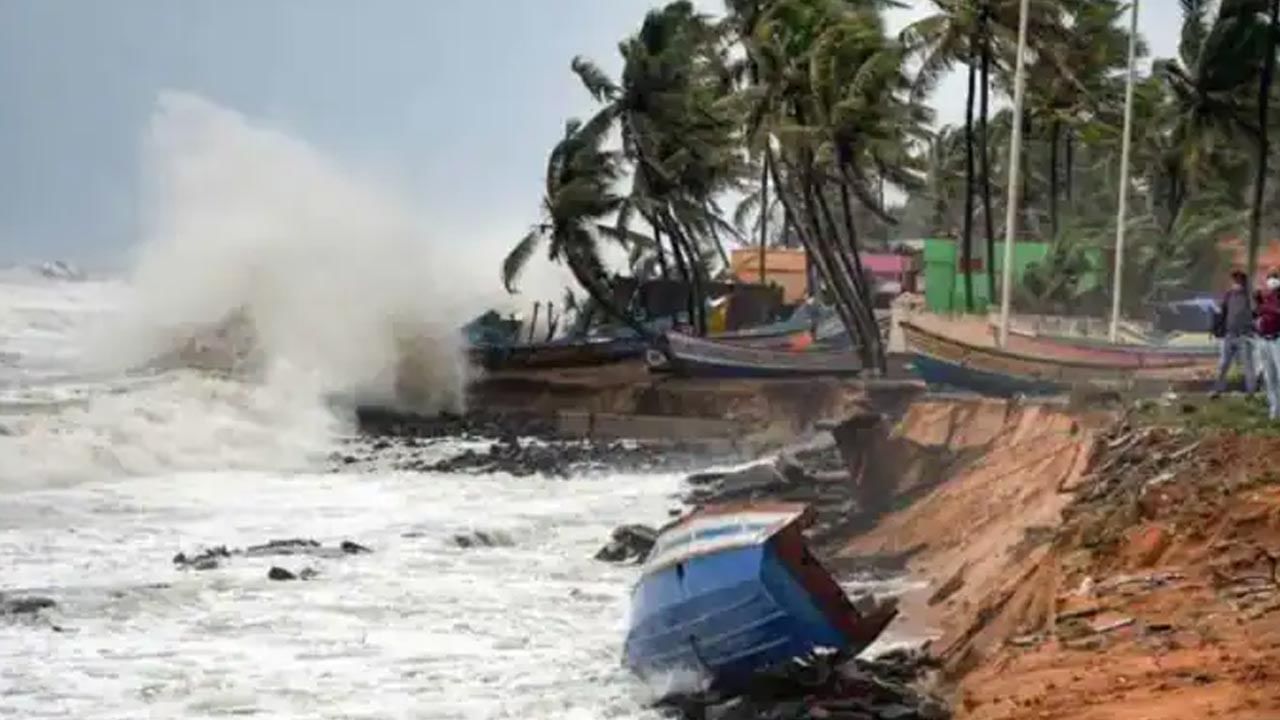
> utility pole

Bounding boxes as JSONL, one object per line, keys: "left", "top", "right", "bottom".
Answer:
{"left": 997, "top": 0, "right": 1031, "bottom": 347}
{"left": 1109, "top": 0, "right": 1140, "bottom": 342}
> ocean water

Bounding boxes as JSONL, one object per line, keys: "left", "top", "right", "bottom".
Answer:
{"left": 0, "top": 272, "right": 687, "bottom": 720}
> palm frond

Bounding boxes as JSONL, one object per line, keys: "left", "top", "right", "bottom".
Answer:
{"left": 502, "top": 228, "right": 545, "bottom": 293}
{"left": 571, "top": 56, "right": 619, "bottom": 102}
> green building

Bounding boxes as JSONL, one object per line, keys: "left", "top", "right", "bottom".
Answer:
{"left": 921, "top": 237, "right": 1102, "bottom": 314}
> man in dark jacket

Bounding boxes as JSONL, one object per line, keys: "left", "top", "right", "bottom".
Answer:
{"left": 1212, "top": 270, "right": 1256, "bottom": 397}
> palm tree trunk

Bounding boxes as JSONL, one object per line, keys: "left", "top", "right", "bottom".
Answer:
{"left": 672, "top": 214, "right": 713, "bottom": 335}
{"left": 979, "top": 12, "right": 997, "bottom": 301}
{"left": 838, "top": 176, "right": 887, "bottom": 372}
{"left": 1065, "top": 129, "right": 1075, "bottom": 210}
{"left": 809, "top": 183, "right": 877, "bottom": 368}
{"left": 565, "top": 256, "right": 650, "bottom": 341}
{"left": 651, "top": 217, "right": 670, "bottom": 280}
{"left": 766, "top": 146, "right": 863, "bottom": 351}
{"left": 809, "top": 176, "right": 870, "bottom": 358}
{"left": 1049, "top": 119, "right": 1061, "bottom": 239}
{"left": 759, "top": 153, "right": 770, "bottom": 285}
{"left": 664, "top": 216, "right": 698, "bottom": 331}
{"left": 1248, "top": 0, "right": 1280, "bottom": 286}
{"left": 962, "top": 48, "right": 978, "bottom": 312}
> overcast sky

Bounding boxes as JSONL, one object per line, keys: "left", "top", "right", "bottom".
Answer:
{"left": 0, "top": 0, "right": 1180, "bottom": 269}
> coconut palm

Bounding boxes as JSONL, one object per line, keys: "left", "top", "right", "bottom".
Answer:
{"left": 726, "top": 0, "right": 920, "bottom": 371}
{"left": 572, "top": 1, "right": 744, "bottom": 334}
{"left": 501, "top": 117, "right": 650, "bottom": 338}
{"left": 1217, "top": 0, "right": 1280, "bottom": 281}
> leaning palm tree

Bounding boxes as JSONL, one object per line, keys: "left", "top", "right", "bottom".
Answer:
{"left": 572, "top": 1, "right": 745, "bottom": 334}
{"left": 501, "top": 117, "right": 650, "bottom": 339}
{"left": 730, "top": 0, "right": 912, "bottom": 372}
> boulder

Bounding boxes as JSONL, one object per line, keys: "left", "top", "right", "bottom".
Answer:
{"left": 1, "top": 596, "right": 57, "bottom": 615}
{"left": 595, "top": 524, "right": 658, "bottom": 564}
{"left": 452, "top": 530, "right": 515, "bottom": 549}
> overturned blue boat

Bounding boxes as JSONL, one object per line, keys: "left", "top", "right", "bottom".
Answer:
{"left": 623, "top": 503, "right": 897, "bottom": 695}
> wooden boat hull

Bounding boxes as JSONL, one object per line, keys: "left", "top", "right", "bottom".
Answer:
{"left": 903, "top": 321, "right": 1214, "bottom": 397}
{"left": 1005, "top": 328, "right": 1214, "bottom": 367}
{"left": 470, "top": 337, "right": 646, "bottom": 371}
{"left": 624, "top": 504, "right": 895, "bottom": 694}
{"left": 650, "top": 332, "right": 861, "bottom": 378}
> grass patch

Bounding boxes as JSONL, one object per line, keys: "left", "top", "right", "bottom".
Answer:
{"left": 1133, "top": 394, "right": 1280, "bottom": 436}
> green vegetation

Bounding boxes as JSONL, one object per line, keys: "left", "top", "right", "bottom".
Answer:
{"left": 507, "top": 0, "right": 1280, "bottom": 365}
{"left": 1134, "top": 394, "right": 1280, "bottom": 436}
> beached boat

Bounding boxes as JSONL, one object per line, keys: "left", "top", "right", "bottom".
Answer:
{"left": 648, "top": 331, "right": 862, "bottom": 378}
{"left": 623, "top": 503, "right": 896, "bottom": 695}
{"left": 1003, "top": 327, "right": 1215, "bottom": 368}
{"left": 902, "top": 321, "right": 1214, "bottom": 397}
{"left": 470, "top": 336, "right": 647, "bottom": 371}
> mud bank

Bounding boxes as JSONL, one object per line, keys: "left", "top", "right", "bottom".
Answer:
{"left": 838, "top": 397, "right": 1280, "bottom": 719}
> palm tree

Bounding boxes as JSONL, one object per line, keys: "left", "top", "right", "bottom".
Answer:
{"left": 571, "top": 1, "right": 744, "bottom": 334}
{"left": 726, "top": 0, "right": 920, "bottom": 372}
{"left": 501, "top": 117, "right": 650, "bottom": 339}
{"left": 1218, "top": 0, "right": 1280, "bottom": 281}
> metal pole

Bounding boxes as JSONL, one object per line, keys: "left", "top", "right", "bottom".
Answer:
{"left": 997, "top": 0, "right": 1031, "bottom": 348}
{"left": 1109, "top": 0, "right": 1140, "bottom": 343}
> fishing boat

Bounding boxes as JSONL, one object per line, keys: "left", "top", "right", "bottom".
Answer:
{"left": 469, "top": 336, "right": 647, "bottom": 371}
{"left": 902, "top": 321, "right": 1214, "bottom": 397}
{"left": 623, "top": 503, "right": 896, "bottom": 695}
{"left": 647, "top": 331, "right": 862, "bottom": 379}
{"left": 1002, "top": 327, "right": 1216, "bottom": 368}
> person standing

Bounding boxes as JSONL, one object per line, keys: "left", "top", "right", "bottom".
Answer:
{"left": 1255, "top": 272, "right": 1280, "bottom": 419}
{"left": 1212, "top": 270, "right": 1256, "bottom": 397}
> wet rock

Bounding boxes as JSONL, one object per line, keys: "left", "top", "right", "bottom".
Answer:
{"left": 173, "top": 546, "right": 231, "bottom": 570}
{"left": 452, "top": 530, "right": 515, "bottom": 549}
{"left": 174, "top": 538, "right": 373, "bottom": 571}
{"left": 354, "top": 406, "right": 558, "bottom": 442}
{"left": 246, "top": 538, "right": 321, "bottom": 557}
{"left": 340, "top": 540, "right": 373, "bottom": 555}
{"left": 1, "top": 596, "right": 57, "bottom": 615}
{"left": 595, "top": 524, "right": 658, "bottom": 564}
{"left": 422, "top": 437, "right": 700, "bottom": 479}
{"left": 267, "top": 566, "right": 297, "bottom": 581}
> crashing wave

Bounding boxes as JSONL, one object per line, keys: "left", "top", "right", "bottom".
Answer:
{"left": 145, "top": 306, "right": 265, "bottom": 377}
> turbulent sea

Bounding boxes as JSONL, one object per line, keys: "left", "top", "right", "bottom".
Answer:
{"left": 0, "top": 270, "right": 687, "bottom": 719}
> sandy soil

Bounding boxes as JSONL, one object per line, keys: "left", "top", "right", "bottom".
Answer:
{"left": 950, "top": 428, "right": 1280, "bottom": 719}
{"left": 842, "top": 399, "right": 1099, "bottom": 657}
{"left": 843, "top": 400, "right": 1280, "bottom": 719}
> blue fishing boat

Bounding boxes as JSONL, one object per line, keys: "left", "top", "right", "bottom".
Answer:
{"left": 623, "top": 503, "right": 896, "bottom": 696}
{"left": 647, "top": 332, "right": 862, "bottom": 379}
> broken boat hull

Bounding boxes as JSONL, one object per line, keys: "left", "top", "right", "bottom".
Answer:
{"left": 623, "top": 504, "right": 894, "bottom": 694}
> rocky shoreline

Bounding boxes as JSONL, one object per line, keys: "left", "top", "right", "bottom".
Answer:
{"left": 335, "top": 405, "right": 746, "bottom": 477}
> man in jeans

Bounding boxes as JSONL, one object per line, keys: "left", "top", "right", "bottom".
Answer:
{"left": 1213, "top": 270, "right": 1256, "bottom": 397}
{"left": 1255, "top": 271, "right": 1280, "bottom": 418}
